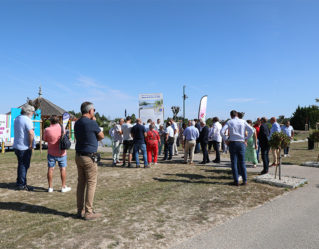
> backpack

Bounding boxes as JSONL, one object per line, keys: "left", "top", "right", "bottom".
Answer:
{"left": 59, "top": 124, "right": 71, "bottom": 150}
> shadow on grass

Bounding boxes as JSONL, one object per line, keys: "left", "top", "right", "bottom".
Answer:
{"left": 200, "top": 169, "right": 233, "bottom": 174}
{"left": 0, "top": 182, "right": 47, "bottom": 192}
{"left": 153, "top": 177, "right": 232, "bottom": 185}
{"left": 163, "top": 173, "right": 231, "bottom": 180}
{"left": 0, "top": 202, "right": 75, "bottom": 218}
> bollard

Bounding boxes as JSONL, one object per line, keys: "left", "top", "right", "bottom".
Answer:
{"left": 1, "top": 141, "right": 5, "bottom": 154}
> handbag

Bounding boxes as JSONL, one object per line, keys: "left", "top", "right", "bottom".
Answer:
{"left": 59, "top": 124, "right": 71, "bottom": 150}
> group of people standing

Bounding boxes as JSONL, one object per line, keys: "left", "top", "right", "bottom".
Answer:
{"left": 109, "top": 117, "right": 181, "bottom": 168}
{"left": 12, "top": 101, "right": 294, "bottom": 220}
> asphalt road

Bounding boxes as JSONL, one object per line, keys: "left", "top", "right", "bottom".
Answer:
{"left": 171, "top": 164, "right": 319, "bottom": 249}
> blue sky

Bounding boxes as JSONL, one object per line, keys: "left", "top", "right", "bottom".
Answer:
{"left": 0, "top": 0, "right": 318, "bottom": 120}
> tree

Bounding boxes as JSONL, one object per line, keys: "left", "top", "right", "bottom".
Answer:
{"left": 171, "top": 106, "right": 180, "bottom": 121}
{"left": 130, "top": 113, "right": 137, "bottom": 123}
{"left": 290, "top": 105, "right": 319, "bottom": 130}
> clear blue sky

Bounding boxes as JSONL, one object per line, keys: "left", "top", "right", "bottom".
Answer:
{"left": 1, "top": 0, "right": 318, "bottom": 120}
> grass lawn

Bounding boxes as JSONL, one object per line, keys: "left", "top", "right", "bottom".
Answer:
{"left": 0, "top": 150, "right": 285, "bottom": 249}
{"left": 281, "top": 142, "right": 319, "bottom": 165}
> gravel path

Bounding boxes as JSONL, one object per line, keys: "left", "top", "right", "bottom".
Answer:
{"left": 171, "top": 162, "right": 319, "bottom": 249}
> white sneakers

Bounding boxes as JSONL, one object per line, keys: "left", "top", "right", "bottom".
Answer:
{"left": 61, "top": 186, "right": 72, "bottom": 193}
{"left": 48, "top": 186, "right": 72, "bottom": 193}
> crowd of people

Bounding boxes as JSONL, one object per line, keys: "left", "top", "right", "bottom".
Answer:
{"left": 12, "top": 102, "right": 294, "bottom": 220}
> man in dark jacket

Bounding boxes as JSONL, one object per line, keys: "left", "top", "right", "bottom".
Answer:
{"left": 199, "top": 120, "right": 210, "bottom": 164}
{"left": 258, "top": 117, "right": 270, "bottom": 175}
{"left": 194, "top": 119, "right": 201, "bottom": 153}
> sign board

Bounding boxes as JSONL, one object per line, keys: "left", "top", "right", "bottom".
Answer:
{"left": 139, "top": 93, "right": 164, "bottom": 124}
{"left": 10, "top": 108, "right": 42, "bottom": 142}
{"left": 0, "top": 114, "right": 11, "bottom": 142}
{"left": 62, "top": 112, "right": 70, "bottom": 129}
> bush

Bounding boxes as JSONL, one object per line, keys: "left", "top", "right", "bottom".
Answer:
{"left": 269, "top": 132, "right": 291, "bottom": 149}
{"left": 309, "top": 130, "right": 319, "bottom": 142}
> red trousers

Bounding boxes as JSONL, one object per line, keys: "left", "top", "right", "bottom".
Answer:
{"left": 147, "top": 143, "right": 158, "bottom": 163}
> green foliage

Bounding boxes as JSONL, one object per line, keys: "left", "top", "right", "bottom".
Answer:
{"left": 43, "top": 119, "right": 51, "bottom": 129}
{"left": 290, "top": 105, "right": 319, "bottom": 130}
{"left": 309, "top": 130, "right": 319, "bottom": 142}
{"left": 206, "top": 118, "right": 213, "bottom": 127}
{"left": 131, "top": 113, "right": 136, "bottom": 124}
{"left": 68, "top": 110, "right": 110, "bottom": 135}
{"left": 68, "top": 110, "right": 82, "bottom": 118}
{"left": 269, "top": 132, "right": 291, "bottom": 149}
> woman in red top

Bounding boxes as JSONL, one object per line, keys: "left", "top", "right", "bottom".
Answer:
{"left": 146, "top": 123, "right": 161, "bottom": 165}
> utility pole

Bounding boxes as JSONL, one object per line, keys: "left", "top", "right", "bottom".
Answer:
{"left": 183, "top": 85, "right": 188, "bottom": 122}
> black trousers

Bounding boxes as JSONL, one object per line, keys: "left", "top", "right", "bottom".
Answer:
{"left": 261, "top": 145, "right": 270, "bottom": 173}
{"left": 200, "top": 142, "right": 210, "bottom": 163}
{"left": 212, "top": 141, "right": 220, "bottom": 162}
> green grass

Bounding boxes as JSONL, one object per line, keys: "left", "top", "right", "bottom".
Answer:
{"left": 0, "top": 150, "right": 285, "bottom": 249}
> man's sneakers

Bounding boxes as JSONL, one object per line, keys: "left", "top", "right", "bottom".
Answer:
{"left": 61, "top": 186, "right": 71, "bottom": 193}
{"left": 48, "top": 188, "right": 54, "bottom": 193}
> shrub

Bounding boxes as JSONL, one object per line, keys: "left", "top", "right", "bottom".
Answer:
{"left": 309, "top": 130, "right": 319, "bottom": 142}
{"left": 269, "top": 132, "right": 291, "bottom": 149}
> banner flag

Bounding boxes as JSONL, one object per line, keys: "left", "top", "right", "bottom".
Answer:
{"left": 62, "top": 112, "right": 70, "bottom": 129}
{"left": 198, "top": 95, "right": 208, "bottom": 121}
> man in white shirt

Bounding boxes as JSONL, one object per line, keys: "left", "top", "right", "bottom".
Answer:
{"left": 212, "top": 117, "right": 222, "bottom": 163}
{"left": 281, "top": 120, "right": 294, "bottom": 157}
{"left": 170, "top": 119, "right": 179, "bottom": 155}
{"left": 155, "top": 118, "right": 161, "bottom": 131}
{"left": 220, "top": 110, "right": 253, "bottom": 186}
{"left": 163, "top": 120, "right": 174, "bottom": 160}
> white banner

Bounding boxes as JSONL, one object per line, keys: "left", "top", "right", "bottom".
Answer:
{"left": 139, "top": 93, "right": 164, "bottom": 124}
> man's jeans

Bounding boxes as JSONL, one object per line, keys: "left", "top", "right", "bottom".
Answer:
{"left": 200, "top": 142, "right": 210, "bottom": 163}
{"left": 112, "top": 140, "right": 122, "bottom": 163}
{"left": 284, "top": 146, "right": 290, "bottom": 155}
{"left": 134, "top": 142, "right": 148, "bottom": 166}
{"left": 261, "top": 146, "right": 270, "bottom": 173}
{"left": 229, "top": 142, "right": 247, "bottom": 183}
{"left": 256, "top": 140, "right": 260, "bottom": 161}
{"left": 164, "top": 141, "right": 173, "bottom": 160}
{"left": 158, "top": 137, "right": 165, "bottom": 155}
{"left": 212, "top": 141, "right": 220, "bottom": 162}
{"left": 15, "top": 149, "right": 32, "bottom": 187}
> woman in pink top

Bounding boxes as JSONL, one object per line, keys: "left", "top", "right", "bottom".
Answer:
{"left": 146, "top": 123, "right": 161, "bottom": 165}
{"left": 43, "top": 115, "right": 71, "bottom": 193}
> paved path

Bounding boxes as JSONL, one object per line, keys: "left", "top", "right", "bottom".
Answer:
{"left": 171, "top": 163, "right": 319, "bottom": 249}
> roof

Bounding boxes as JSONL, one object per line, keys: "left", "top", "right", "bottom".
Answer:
{"left": 10, "top": 97, "right": 72, "bottom": 117}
